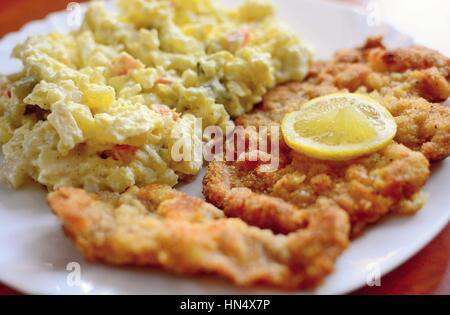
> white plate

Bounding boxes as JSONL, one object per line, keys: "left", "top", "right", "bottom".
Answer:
{"left": 0, "top": 0, "right": 448, "bottom": 295}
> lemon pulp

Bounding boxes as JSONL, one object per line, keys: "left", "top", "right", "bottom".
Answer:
{"left": 281, "top": 93, "right": 397, "bottom": 160}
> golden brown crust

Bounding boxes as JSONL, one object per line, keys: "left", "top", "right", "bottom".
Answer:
{"left": 236, "top": 38, "right": 450, "bottom": 161}
{"left": 368, "top": 45, "right": 450, "bottom": 75}
{"left": 48, "top": 185, "right": 350, "bottom": 289}
{"left": 204, "top": 142, "right": 429, "bottom": 238}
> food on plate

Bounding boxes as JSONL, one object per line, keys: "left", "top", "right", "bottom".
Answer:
{"left": 204, "top": 39, "right": 439, "bottom": 237}
{"left": 1, "top": 0, "right": 447, "bottom": 291}
{"left": 48, "top": 185, "right": 349, "bottom": 289}
{"left": 281, "top": 93, "right": 397, "bottom": 160}
{"left": 236, "top": 37, "right": 450, "bottom": 162}
{"left": 204, "top": 142, "right": 429, "bottom": 237}
{"left": 0, "top": 0, "right": 312, "bottom": 192}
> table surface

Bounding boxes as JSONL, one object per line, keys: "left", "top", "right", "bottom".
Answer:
{"left": 0, "top": 0, "right": 448, "bottom": 295}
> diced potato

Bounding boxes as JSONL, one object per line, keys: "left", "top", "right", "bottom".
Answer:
{"left": 0, "top": 0, "right": 311, "bottom": 191}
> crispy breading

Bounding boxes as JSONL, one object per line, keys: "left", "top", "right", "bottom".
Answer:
{"left": 204, "top": 142, "right": 429, "bottom": 237}
{"left": 205, "top": 39, "right": 436, "bottom": 237}
{"left": 236, "top": 38, "right": 450, "bottom": 161}
{"left": 48, "top": 185, "right": 350, "bottom": 289}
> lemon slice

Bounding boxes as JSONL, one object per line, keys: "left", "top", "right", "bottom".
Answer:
{"left": 281, "top": 93, "right": 397, "bottom": 160}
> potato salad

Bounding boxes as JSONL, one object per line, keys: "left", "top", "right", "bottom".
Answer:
{"left": 0, "top": 0, "right": 312, "bottom": 192}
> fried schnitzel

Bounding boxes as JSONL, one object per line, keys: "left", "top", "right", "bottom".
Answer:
{"left": 204, "top": 39, "right": 438, "bottom": 236}
{"left": 204, "top": 143, "right": 429, "bottom": 237}
{"left": 48, "top": 185, "right": 349, "bottom": 289}
{"left": 237, "top": 38, "right": 450, "bottom": 161}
